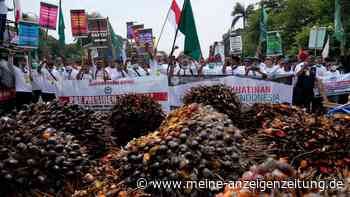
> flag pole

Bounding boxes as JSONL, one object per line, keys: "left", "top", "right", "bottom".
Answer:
{"left": 168, "top": 21, "right": 180, "bottom": 76}
{"left": 168, "top": 0, "right": 186, "bottom": 76}
{"left": 155, "top": 3, "right": 172, "bottom": 51}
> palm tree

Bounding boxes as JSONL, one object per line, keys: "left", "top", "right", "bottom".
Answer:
{"left": 231, "top": 2, "right": 255, "bottom": 30}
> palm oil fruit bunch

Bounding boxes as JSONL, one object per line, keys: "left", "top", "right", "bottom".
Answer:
{"left": 13, "top": 101, "right": 109, "bottom": 158}
{"left": 113, "top": 104, "right": 243, "bottom": 196}
{"left": 183, "top": 85, "right": 242, "bottom": 124}
{"left": 110, "top": 94, "right": 165, "bottom": 145}
{"left": 0, "top": 117, "right": 90, "bottom": 196}
{"left": 216, "top": 158, "right": 320, "bottom": 197}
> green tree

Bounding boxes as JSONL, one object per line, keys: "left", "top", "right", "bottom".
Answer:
{"left": 231, "top": 2, "right": 254, "bottom": 30}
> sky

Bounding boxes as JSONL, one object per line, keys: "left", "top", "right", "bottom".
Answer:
{"left": 6, "top": 0, "right": 258, "bottom": 57}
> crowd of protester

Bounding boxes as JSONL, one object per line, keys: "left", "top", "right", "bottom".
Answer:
{"left": 0, "top": 48, "right": 348, "bottom": 112}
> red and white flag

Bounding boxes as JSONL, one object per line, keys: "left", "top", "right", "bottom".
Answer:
{"left": 168, "top": 0, "right": 183, "bottom": 29}
{"left": 13, "top": 0, "right": 22, "bottom": 23}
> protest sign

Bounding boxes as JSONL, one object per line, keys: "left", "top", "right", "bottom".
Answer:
{"left": 230, "top": 35, "right": 242, "bottom": 55}
{"left": 138, "top": 28, "right": 153, "bottom": 53}
{"left": 132, "top": 24, "right": 144, "bottom": 43}
{"left": 126, "top": 22, "right": 134, "bottom": 39}
{"left": 267, "top": 31, "right": 283, "bottom": 56}
{"left": 308, "top": 27, "right": 326, "bottom": 49}
{"left": 56, "top": 76, "right": 170, "bottom": 111}
{"left": 319, "top": 73, "right": 350, "bottom": 96}
{"left": 18, "top": 21, "right": 39, "bottom": 48}
{"left": 88, "top": 18, "right": 109, "bottom": 48}
{"left": 39, "top": 2, "right": 58, "bottom": 30}
{"left": 70, "top": 10, "right": 88, "bottom": 38}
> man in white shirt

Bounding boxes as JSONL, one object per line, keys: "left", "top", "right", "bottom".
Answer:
{"left": 55, "top": 59, "right": 79, "bottom": 80}
{"left": 176, "top": 58, "right": 198, "bottom": 76}
{"left": 76, "top": 63, "right": 94, "bottom": 80}
{"left": 106, "top": 60, "right": 128, "bottom": 80}
{"left": 261, "top": 56, "right": 279, "bottom": 78}
{"left": 222, "top": 56, "right": 240, "bottom": 75}
{"left": 313, "top": 57, "right": 328, "bottom": 78}
{"left": 31, "top": 62, "right": 44, "bottom": 103}
{"left": 40, "top": 61, "right": 60, "bottom": 102}
{"left": 93, "top": 58, "right": 110, "bottom": 80}
{"left": 13, "top": 57, "right": 33, "bottom": 109}
{"left": 234, "top": 58, "right": 267, "bottom": 78}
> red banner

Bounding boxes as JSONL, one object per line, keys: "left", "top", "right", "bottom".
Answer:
{"left": 88, "top": 18, "right": 108, "bottom": 32}
{"left": 39, "top": 2, "right": 58, "bottom": 30}
{"left": 0, "top": 87, "right": 15, "bottom": 102}
{"left": 132, "top": 24, "right": 144, "bottom": 43}
{"left": 70, "top": 10, "right": 88, "bottom": 37}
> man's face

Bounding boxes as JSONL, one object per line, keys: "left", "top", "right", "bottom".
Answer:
{"left": 305, "top": 56, "right": 313, "bottom": 65}
{"left": 244, "top": 60, "right": 252, "bottom": 67}
{"left": 264, "top": 58, "right": 273, "bottom": 67}
{"left": 315, "top": 58, "right": 322, "bottom": 65}
{"left": 96, "top": 60, "right": 104, "bottom": 69}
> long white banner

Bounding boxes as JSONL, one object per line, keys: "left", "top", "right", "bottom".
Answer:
{"left": 56, "top": 75, "right": 293, "bottom": 111}
{"left": 56, "top": 76, "right": 170, "bottom": 111}
{"left": 169, "top": 76, "right": 293, "bottom": 107}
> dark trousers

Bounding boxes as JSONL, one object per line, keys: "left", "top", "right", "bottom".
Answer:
{"left": 15, "top": 91, "right": 33, "bottom": 110}
{"left": 0, "top": 14, "right": 6, "bottom": 44}
{"left": 293, "top": 87, "right": 314, "bottom": 112}
{"left": 42, "top": 93, "right": 56, "bottom": 102}
{"left": 32, "top": 90, "right": 42, "bottom": 103}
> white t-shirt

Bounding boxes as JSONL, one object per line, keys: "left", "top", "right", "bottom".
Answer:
{"left": 55, "top": 66, "right": 79, "bottom": 80}
{"left": 78, "top": 70, "right": 94, "bottom": 80}
{"left": 106, "top": 67, "right": 121, "bottom": 80}
{"left": 233, "top": 66, "right": 263, "bottom": 77}
{"left": 313, "top": 65, "right": 328, "bottom": 78}
{"left": 261, "top": 64, "right": 279, "bottom": 77}
{"left": 14, "top": 66, "right": 32, "bottom": 92}
{"left": 175, "top": 64, "right": 198, "bottom": 76}
{"left": 94, "top": 69, "right": 110, "bottom": 80}
{"left": 325, "top": 70, "right": 340, "bottom": 78}
{"left": 149, "top": 60, "right": 161, "bottom": 76}
{"left": 233, "top": 66, "right": 246, "bottom": 75}
{"left": 41, "top": 67, "right": 60, "bottom": 94}
{"left": 31, "top": 69, "right": 44, "bottom": 91}
{"left": 275, "top": 66, "right": 293, "bottom": 75}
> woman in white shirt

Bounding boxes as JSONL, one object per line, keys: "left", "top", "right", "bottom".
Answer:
{"left": 13, "top": 57, "right": 33, "bottom": 109}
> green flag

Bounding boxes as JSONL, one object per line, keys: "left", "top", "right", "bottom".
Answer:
{"left": 178, "top": 0, "right": 202, "bottom": 61}
{"left": 58, "top": 0, "right": 65, "bottom": 48}
{"left": 334, "top": 0, "right": 345, "bottom": 44}
{"left": 259, "top": 5, "right": 268, "bottom": 43}
{"left": 108, "top": 21, "right": 124, "bottom": 59}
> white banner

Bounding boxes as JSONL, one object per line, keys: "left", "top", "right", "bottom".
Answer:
{"left": 56, "top": 75, "right": 293, "bottom": 111}
{"left": 221, "top": 76, "right": 293, "bottom": 104}
{"left": 169, "top": 76, "right": 293, "bottom": 106}
{"left": 57, "top": 76, "right": 170, "bottom": 111}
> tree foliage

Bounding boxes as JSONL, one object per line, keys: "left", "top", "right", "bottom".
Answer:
{"left": 238, "top": 0, "right": 348, "bottom": 57}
